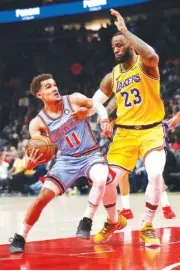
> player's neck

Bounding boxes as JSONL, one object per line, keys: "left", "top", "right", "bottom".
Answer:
{"left": 120, "top": 53, "right": 137, "bottom": 72}
{"left": 44, "top": 100, "right": 63, "bottom": 115}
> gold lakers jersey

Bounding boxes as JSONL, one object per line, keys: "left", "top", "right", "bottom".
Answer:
{"left": 112, "top": 56, "right": 165, "bottom": 125}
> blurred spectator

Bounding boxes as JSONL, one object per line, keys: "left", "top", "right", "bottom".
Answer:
{"left": 172, "top": 134, "right": 180, "bottom": 151}
{"left": 163, "top": 148, "right": 180, "bottom": 191}
{"left": 0, "top": 154, "right": 10, "bottom": 193}
{"left": 131, "top": 159, "right": 148, "bottom": 193}
{"left": 8, "top": 150, "right": 44, "bottom": 194}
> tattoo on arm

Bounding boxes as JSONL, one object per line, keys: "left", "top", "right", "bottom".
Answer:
{"left": 122, "top": 29, "right": 159, "bottom": 67}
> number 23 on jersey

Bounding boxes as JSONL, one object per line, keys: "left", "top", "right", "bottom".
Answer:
{"left": 121, "top": 88, "right": 142, "bottom": 108}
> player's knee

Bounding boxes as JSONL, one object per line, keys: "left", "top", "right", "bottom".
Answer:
{"left": 89, "top": 164, "right": 108, "bottom": 189}
{"left": 92, "top": 175, "right": 107, "bottom": 190}
{"left": 147, "top": 171, "right": 163, "bottom": 184}
{"left": 147, "top": 171, "right": 163, "bottom": 196}
{"left": 145, "top": 150, "right": 166, "bottom": 180}
{"left": 35, "top": 187, "right": 55, "bottom": 209}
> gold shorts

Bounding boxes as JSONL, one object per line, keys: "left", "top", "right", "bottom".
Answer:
{"left": 107, "top": 124, "right": 166, "bottom": 172}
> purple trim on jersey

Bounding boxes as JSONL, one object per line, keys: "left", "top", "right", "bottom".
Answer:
{"left": 143, "top": 123, "right": 168, "bottom": 161}
{"left": 138, "top": 61, "right": 159, "bottom": 80}
{"left": 109, "top": 164, "right": 132, "bottom": 173}
{"left": 143, "top": 145, "right": 165, "bottom": 162}
{"left": 162, "top": 122, "right": 169, "bottom": 149}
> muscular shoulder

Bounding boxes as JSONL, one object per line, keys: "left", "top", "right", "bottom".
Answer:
{"left": 29, "top": 116, "right": 42, "bottom": 127}
{"left": 69, "top": 92, "right": 83, "bottom": 102}
{"left": 139, "top": 55, "right": 160, "bottom": 79}
{"left": 69, "top": 92, "right": 93, "bottom": 109}
{"left": 100, "top": 73, "right": 113, "bottom": 97}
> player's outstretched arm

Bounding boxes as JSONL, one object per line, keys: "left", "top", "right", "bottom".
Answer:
{"left": 81, "top": 73, "right": 114, "bottom": 118}
{"left": 110, "top": 9, "right": 159, "bottom": 71}
{"left": 70, "top": 92, "right": 108, "bottom": 121}
{"left": 70, "top": 92, "right": 113, "bottom": 137}
{"left": 70, "top": 73, "right": 113, "bottom": 120}
{"left": 70, "top": 92, "right": 93, "bottom": 121}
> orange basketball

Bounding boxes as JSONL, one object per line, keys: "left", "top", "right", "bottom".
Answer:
{"left": 26, "top": 135, "right": 55, "bottom": 164}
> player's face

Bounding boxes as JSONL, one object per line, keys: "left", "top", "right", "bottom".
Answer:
{"left": 112, "top": 35, "right": 131, "bottom": 63}
{"left": 37, "top": 79, "right": 61, "bottom": 103}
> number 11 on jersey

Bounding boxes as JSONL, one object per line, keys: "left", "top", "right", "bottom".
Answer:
{"left": 65, "top": 132, "right": 81, "bottom": 148}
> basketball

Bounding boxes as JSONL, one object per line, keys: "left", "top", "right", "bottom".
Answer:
{"left": 26, "top": 135, "right": 55, "bottom": 164}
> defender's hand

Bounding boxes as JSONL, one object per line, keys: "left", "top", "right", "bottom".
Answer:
{"left": 167, "top": 116, "right": 179, "bottom": 132}
{"left": 110, "top": 9, "right": 127, "bottom": 33}
{"left": 71, "top": 107, "right": 89, "bottom": 121}
{"left": 100, "top": 119, "right": 113, "bottom": 138}
{"left": 25, "top": 148, "right": 45, "bottom": 170}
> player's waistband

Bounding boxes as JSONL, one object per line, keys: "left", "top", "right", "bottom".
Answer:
{"left": 116, "top": 121, "right": 162, "bottom": 130}
{"left": 61, "top": 146, "right": 100, "bottom": 157}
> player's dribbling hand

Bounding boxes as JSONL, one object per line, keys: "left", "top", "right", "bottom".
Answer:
{"left": 100, "top": 119, "right": 113, "bottom": 138}
{"left": 71, "top": 107, "right": 89, "bottom": 121}
{"left": 110, "top": 9, "right": 127, "bottom": 33}
{"left": 25, "top": 148, "right": 45, "bottom": 170}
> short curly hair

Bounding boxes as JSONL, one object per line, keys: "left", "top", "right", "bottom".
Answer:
{"left": 30, "top": 73, "right": 53, "bottom": 96}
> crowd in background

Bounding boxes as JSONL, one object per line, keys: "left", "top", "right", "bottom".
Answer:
{"left": 0, "top": 8, "right": 180, "bottom": 195}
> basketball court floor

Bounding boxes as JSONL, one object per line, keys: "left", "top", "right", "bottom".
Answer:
{"left": 0, "top": 193, "right": 180, "bottom": 270}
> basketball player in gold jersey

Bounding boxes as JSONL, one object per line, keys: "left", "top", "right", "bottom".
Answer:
{"left": 105, "top": 96, "right": 176, "bottom": 220}
{"left": 92, "top": 9, "right": 167, "bottom": 246}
